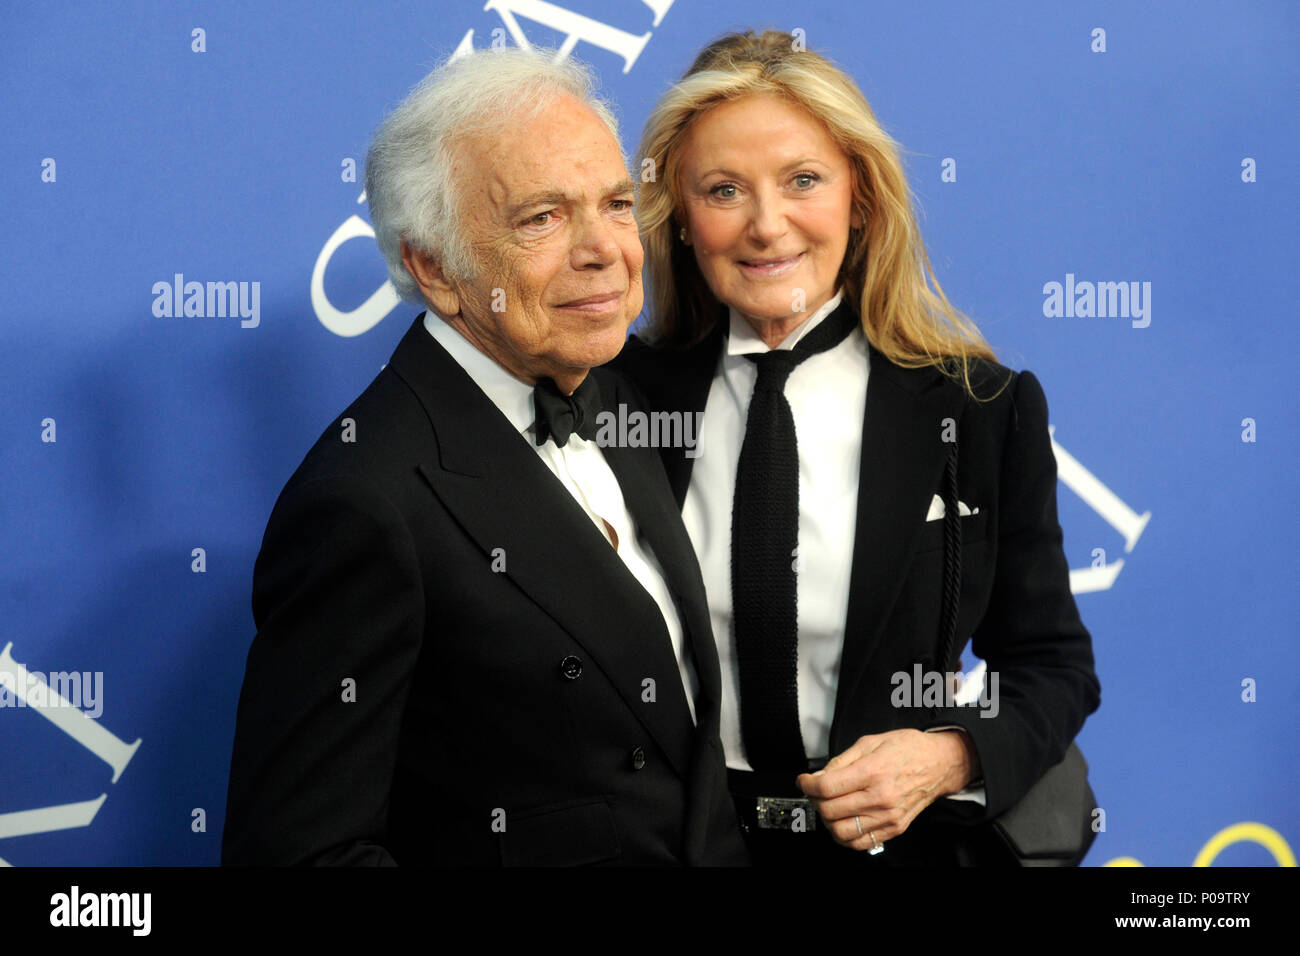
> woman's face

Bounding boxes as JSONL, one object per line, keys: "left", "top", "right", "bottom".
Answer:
{"left": 675, "top": 92, "right": 860, "bottom": 328}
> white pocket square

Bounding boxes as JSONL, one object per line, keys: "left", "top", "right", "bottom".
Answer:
{"left": 926, "top": 494, "right": 979, "bottom": 521}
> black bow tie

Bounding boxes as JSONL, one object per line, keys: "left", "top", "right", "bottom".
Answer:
{"left": 533, "top": 374, "right": 602, "bottom": 447}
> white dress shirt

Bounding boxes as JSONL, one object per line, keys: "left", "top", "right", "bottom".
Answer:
{"left": 682, "top": 289, "right": 861, "bottom": 770}
{"left": 680, "top": 291, "right": 985, "bottom": 804}
{"left": 424, "top": 312, "right": 699, "bottom": 723}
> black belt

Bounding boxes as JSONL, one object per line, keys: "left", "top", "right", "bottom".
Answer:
{"left": 728, "top": 765, "right": 972, "bottom": 865}
{"left": 728, "top": 762, "right": 827, "bottom": 834}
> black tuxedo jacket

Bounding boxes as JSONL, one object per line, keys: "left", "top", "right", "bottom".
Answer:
{"left": 222, "top": 313, "right": 749, "bottom": 866}
{"left": 610, "top": 305, "right": 1101, "bottom": 832}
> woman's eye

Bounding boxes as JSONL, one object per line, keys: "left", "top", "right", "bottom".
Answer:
{"left": 793, "top": 173, "right": 819, "bottom": 189}
{"left": 710, "top": 183, "right": 737, "bottom": 199}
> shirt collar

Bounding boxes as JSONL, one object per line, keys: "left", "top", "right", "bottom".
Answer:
{"left": 726, "top": 288, "right": 846, "bottom": 356}
{"left": 423, "top": 311, "right": 535, "bottom": 436}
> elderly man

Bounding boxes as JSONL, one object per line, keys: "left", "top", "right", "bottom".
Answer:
{"left": 221, "top": 49, "right": 747, "bottom": 866}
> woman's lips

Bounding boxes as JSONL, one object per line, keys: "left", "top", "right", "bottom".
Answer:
{"left": 737, "top": 251, "right": 804, "bottom": 278}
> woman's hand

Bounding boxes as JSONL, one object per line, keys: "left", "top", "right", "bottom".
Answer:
{"left": 795, "top": 729, "right": 980, "bottom": 851}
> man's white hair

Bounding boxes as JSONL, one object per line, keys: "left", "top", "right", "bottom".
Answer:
{"left": 365, "top": 48, "right": 621, "bottom": 304}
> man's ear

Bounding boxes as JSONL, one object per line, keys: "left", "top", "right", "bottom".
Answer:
{"left": 401, "top": 239, "right": 461, "bottom": 318}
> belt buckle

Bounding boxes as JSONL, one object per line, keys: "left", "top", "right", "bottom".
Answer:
{"left": 755, "top": 796, "right": 816, "bottom": 831}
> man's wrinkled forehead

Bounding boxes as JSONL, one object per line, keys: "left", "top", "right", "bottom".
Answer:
{"left": 450, "top": 103, "right": 629, "bottom": 225}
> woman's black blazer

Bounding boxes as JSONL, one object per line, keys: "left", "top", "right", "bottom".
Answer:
{"left": 609, "top": 312, "right": 1101, "bottom": 827}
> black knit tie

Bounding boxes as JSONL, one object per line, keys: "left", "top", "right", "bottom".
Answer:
{"left": 731, "top": 299, "right": 861, "bottom": 769}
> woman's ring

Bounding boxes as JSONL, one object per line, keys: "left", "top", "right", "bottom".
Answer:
{"left": 855, "top": 815, "right": 864, "bottom": 837}
{"left": 869, "top": 830, "right": 884, "bottom": 855}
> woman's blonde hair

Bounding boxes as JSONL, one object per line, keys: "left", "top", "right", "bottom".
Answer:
{"left": 637, "top": 30, "right": 1004, "bottom": 398}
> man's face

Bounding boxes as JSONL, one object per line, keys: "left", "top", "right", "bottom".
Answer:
{"left": 437, "top": 93, "right": 643, "bottom": 385}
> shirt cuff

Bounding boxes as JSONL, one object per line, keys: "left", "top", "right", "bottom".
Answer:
{"left": 924, "top": 725, "right": 987, "bottom": 806}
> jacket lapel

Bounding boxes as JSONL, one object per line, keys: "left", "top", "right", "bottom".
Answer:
{"left": 829, "top": 345, "right": 967, "bottom": 743}
{"left": 387, "top": 316, "right": 695, "bottom": 778}
{"left": 651, "top": 323, "right": 725, "bottom": 508}
{"left": 594, "top": 373, "right": 723, "bottom": 732}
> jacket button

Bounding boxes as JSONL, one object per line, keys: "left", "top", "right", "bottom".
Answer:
{"left": 559, "top": 655, "right": 583, "bottom": 680}
{"left": 631, "top": 746, "right": 646, "bottom": 771}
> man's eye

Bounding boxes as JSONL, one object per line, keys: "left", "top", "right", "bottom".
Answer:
{"left": 526, "top": 211, "right": 553, "bottom": 227}
{"left": 610, "top": 199, "right": 634, "bottom": 212}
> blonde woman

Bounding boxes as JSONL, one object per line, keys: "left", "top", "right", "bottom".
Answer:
{"left": 612, "top": 30, "right": 1100, "bottom": 866}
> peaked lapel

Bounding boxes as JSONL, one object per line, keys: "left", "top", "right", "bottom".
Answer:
{"left": 387, "top": 316, "right": 696, "bottom": 778}
{"left": 635, "top": 321, "right": 724, "bottom": 508}
{"left": 594, "top": 369, "right": 722, "bottom": 732}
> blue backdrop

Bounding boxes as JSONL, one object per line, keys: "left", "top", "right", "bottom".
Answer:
{"left": 2, "top": 0, "right": 1296, "bottom": 866}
